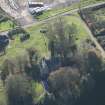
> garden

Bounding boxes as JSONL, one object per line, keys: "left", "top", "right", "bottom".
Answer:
{"left": 79, "top": 5, "right": 105, "bottom": 50}
{"left": 0, "top": 1, "right": 104, "bottom": 105}
{"left": 0, "top": 14, "right": 90, "bottom": 105}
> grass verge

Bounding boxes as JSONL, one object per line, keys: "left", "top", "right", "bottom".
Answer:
{"left": 35, "top": 0, "right": 105, "bottom": 21}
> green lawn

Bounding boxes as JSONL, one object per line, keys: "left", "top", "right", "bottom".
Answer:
{"left": 0, "top": 24, "right": 49, "bottom": 65}
{"left": 0, "top": 20, "right": 15, "bottom": 32}
{"left": 65, "top": 15, "right": 89, "bottom": 44}
{"left": 0, "top": 15, "right": 89, "bottom": 66}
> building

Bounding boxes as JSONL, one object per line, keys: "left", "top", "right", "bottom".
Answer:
{"left": 28, "top": 2, "right": 44, "bottom": 8}
{"left": 28, "top": 1, "right": 50, "bottom": 15}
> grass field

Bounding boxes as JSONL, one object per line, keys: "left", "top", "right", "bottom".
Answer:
{"left": 0, "top": 20, "right": 15, "bottom": 32}
{"left": 65, "top": 15, "right": 89, "bottom": 44}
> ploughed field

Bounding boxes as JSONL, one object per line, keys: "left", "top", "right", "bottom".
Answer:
{"left": 79, "top": 5, "right": 105, "bottom": 50}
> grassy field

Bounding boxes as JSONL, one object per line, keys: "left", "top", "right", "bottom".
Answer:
{"left": 65, "top": 15, "right": 89, "bottom": 44}
{"left": 0, "top": 15, "right": 89, "bottom": 66}
{"left": 0, "top": 20, "right": 15, "bottom": 32}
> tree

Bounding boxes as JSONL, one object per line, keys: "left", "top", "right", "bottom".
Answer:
{"left": 39, "top": 94, "right": 57, "bottom": 105}
{"left": 1, "top": 58, "right": 17, "bottom": 85}
{"left": 86, "top": 50, "right": 102, "bottom": 76}
{"left": 48, "top": 67, "right": 80, "bottom": 105}
{"left": 46, "top": 17, "right": 77, "bottom": 65}
{"left": 48, "top": 67, "right": 94, "bottom": 105}
{"left": 26, "top": 47, "right": 38, "bottom": 65}
{"left": 24, "top": 47, "right": 41, "bottom": 80}
{"left": 16, "top": 53, "right": 30, "bottom": 73}
{"left": 6, "top": 75, "right": 34, "bottom": 105}
{"left": 40, "top": 28, "right": 48, "bottom": 52}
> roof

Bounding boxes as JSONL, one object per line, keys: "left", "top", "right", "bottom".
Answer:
{"left": 29, "top": 6, "right": 50, "bottom": 14}
{"left": 28, "top": 1, "right": 51, "bottom": 14}
{"left": 28, "top": 1, "right": 44, "bottom": 5}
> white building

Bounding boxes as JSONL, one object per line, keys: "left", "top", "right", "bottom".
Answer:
{"left": 28, "top": 1, "right": 50, "bottom": 15}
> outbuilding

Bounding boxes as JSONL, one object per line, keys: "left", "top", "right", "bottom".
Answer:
{"left": 28, "top": 1, "right": 50, "bottom": 15}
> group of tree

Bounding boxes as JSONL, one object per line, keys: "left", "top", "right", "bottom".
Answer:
{"left": 38, "top": 17, "right": 105, "bottom": 105}
{"left": 2, "top": 48, "right": 104, "bottom": 105}
{"left": 1, "top": 47, "right": 41, "bottom": 84}
{"left": 1, "top": 16, "right": 105, "bottom": 105}
{"left": 46, "top": 49, "right": 105, "bottom": 105}
{"left": 46, "top": 17, "right": 78, "bottom": 66}
{"left": 0, "top": 47, "right": 41, "bottom": 105}
{"left": 6, "top": 75, "right": 34, "bottom": 105}
{"left": 8, "top": 27, "right": 30, "bottom": 42}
